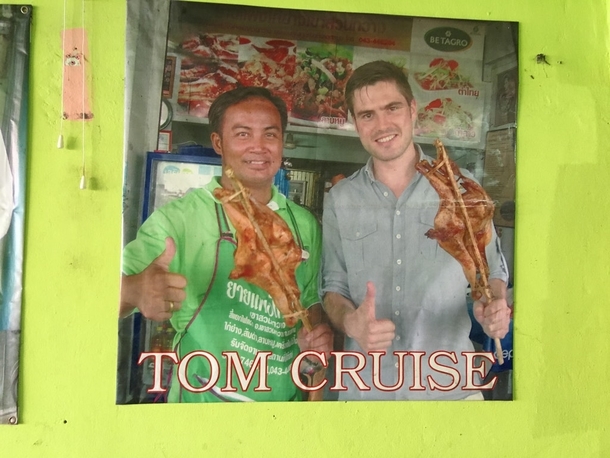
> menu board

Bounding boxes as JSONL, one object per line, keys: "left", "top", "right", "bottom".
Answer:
{"left": 167, "top": 5, "right": 491, "bottom": 145}
{"left": 167, "top": 6, "right": 416, "bottom": 131}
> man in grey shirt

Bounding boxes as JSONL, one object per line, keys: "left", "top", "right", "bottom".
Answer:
{"left": 320, "top": 61, "right": 510, "bottom": 400}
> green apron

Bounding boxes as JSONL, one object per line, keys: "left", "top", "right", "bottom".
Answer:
{"left": 172, "top": 202, "right": 304, "bottom": 402}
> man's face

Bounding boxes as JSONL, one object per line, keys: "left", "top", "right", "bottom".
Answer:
{"left": 352, "top": 81, "right": 417, "bottom": 164}
{"left": 211, "top": 97, "right": 283, "bottom": 190}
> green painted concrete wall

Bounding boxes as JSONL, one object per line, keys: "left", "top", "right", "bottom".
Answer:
{"left": 1, "top": 0, "right": 609, "bottom": 456}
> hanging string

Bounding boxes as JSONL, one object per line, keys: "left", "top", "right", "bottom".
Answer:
{"left": 57, "top": 0, "right": 68, "bottom": 149}
{"left": 79, "top": 0, "right": 86, "bottom": 189}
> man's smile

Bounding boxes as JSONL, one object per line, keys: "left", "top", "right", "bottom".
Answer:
{"left": 376, "top": 133, "right": 398, "bottom": 144}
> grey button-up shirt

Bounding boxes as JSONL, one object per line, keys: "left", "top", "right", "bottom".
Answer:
{"left": 321, "top": 150, "right": 508, "bottom": 400}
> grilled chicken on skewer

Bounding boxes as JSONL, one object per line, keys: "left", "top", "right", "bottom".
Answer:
{"left": 416, "top": 140, "right": 504, "bottom": 364}
{"left": 213, "top": 168, "right": 311, "bottom": 329}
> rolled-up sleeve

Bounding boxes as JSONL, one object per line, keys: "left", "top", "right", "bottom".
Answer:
{"left": 319, "top": 189, "right": 351, "bottom": 300}
{"left": 486, "top": 224, "right": 509, "bottom": 283}
{"left": 122, "top": 209, "right": 173, "bottom": 276}
{"left": 296, "top": 212, "right": 322, "bottom": 309}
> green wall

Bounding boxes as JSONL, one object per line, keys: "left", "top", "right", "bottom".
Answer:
{"left": 1, "top": 0, "right": 609, "bottom": 456}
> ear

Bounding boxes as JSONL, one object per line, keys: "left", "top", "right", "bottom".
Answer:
{"left": 409, "top": 99, "right": 418, "bottom": 121}
{"left": 211, "top": 132, "right": 223, "bottom": 156}
{"left": 352, "top": 114, "right": 361, "bottom": 134}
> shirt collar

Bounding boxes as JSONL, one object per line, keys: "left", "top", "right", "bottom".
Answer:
{"left": 205, "top": 176, "right": 285, "bottom": 212}
{"left": 363, "top": 144, "right": 426, "bottom": 183}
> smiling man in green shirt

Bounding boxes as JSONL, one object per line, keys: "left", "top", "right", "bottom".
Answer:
{"left": 120, "top": 87, "right": 332, "bottom": 402}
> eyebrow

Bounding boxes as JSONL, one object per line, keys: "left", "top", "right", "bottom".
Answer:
{"left": 355, "top": 101, "right": 405, "bottom": 117}
{"left": 230, "top": 124, "right": 281, "bottom": 131}
{"left": 230, "top": 124, "right": 251, "bottom": 131}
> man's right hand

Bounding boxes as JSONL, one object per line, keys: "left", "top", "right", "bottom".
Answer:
{"left": 119, "top": 237, "right": 187, "bottom": 321}
{"left": 343, "top": 282, "right": 396, "bottom": 353}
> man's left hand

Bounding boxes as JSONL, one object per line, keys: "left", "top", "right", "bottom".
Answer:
{"left": 473, "top": 296, "right": 510, "bottom": 340}
{"left": 297, "top": 323, "right": 334, "bottom": 360}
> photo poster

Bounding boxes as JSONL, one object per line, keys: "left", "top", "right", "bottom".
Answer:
{"left": 117, "top": 2, "right": 518, "bottom": 404}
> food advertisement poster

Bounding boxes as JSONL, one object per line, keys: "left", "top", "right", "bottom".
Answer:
{"left": 162, "top": 56, "right": 177, "bottom": 98}
{"left": 410, "top": 18, "right": 489, "bottom": 148}
{"left": 167, "top": 5, "right": 415, "bottom": 131}
{"left": 118, "top": 2, "right": 518, "bottom": 405}
{"left": 493, "top": 66, "right": 518, "bottom": 126}
{"left": 483, "top": 127, "right": 516, "bottom": 227}
{"left": 168, "top": 8, "right": 491, "bottom": 146}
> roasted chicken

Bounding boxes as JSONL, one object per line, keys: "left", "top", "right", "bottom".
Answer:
{"left": 415, "top": 140, "right": 504, "bottom": 364}
{"left": 416, "top": 140, "right": 505, "bottom": 363}
{"left": 415, "top": 140, "right": 494, "bottom": 300}
{"left": 213, "top": 170, "right": 309, "bottom": 328}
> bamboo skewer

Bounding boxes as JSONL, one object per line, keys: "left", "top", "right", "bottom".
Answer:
{"left": 432, "top": 140, "right": 505, "bottom": 365}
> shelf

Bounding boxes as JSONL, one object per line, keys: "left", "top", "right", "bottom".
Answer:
{"left": 172, "top": 113, "right": 359, "bottom": 138}
{"left": 286, "top": 123, "right": 358, "bottom": 138}
{"left": 172, "top": 113, "right": 209, "bottom": 124}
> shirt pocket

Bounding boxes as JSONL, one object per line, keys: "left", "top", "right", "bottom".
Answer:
{"left": 341, "top": 221, "right": 379, "bottom": 301}
{"left": 415, "top": 209, "right": 439, "bottom": 260}
{"left": 341, "top": 221, "right": 378, "bottom": 272}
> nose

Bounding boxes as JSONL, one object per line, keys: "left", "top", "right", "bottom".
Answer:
{"left": 249, "top": 133, "right": 268, "bottom": 152}
{"left": 375, "top": 111, "right": 393, "bottom": 131}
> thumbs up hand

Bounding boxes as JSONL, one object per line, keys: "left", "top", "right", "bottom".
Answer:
{"left": 344, "top": 282, "right": 396, "bottom": 353}
{"left": 120, "top": 237, "right": 187, "bottom": 321}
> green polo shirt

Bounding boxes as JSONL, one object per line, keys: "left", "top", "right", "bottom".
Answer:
{"left": 122, "top": 177, "right": 322, "bottom": 334}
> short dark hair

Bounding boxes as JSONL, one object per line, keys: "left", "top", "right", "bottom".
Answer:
{"left": 344, "top": 61, "right": 414, "bottom": 116}
{"left": 208, "top": 86, "right": 288, "bottom": 134}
